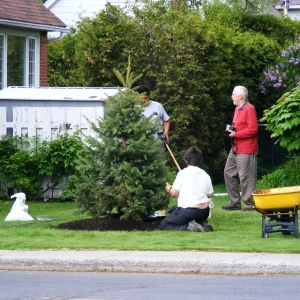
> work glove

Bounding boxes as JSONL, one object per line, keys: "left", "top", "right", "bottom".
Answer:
{"left": 165, "top": 182, "right": 172, "bottom": 193}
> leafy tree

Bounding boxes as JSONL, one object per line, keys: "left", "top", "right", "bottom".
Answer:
{"left": 61, "top": 4, "right": 144, "bottom": 87}
{"left": 70, "top": 63, "right": 168, "bottom": 221}
{"left": 202, "top": 0, "right": 280, "bottom": 27}
{"left": 261, "top": 83, "right": 300, "bottom": 152}
{"left": 132, "top": 2, "right": 280, "bottom": 180}
{"left": 48, "top": 0, "right": 283, "bottom": 182}
{"left": 48, "top": 31, "right": 79, "bottom": 87}
{"left": 239, "top": 14, "right": 300, "bottom": 47}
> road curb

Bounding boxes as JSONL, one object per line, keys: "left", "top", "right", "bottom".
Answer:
{"left": 1, "top": 250, "right": 300, "bottom": 275}
{"left": 1, "top": 259, "right": 300, "bottom": 275}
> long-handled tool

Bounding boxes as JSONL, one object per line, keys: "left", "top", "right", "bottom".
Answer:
{"left": 160, "top": 136, "right": 181, "bottom": 171}
{"left": 161, "top": 135, "right": 214, "bottom": 218}
{"left": 160, "top": 135, "right": 180, "bottom": 214}
{"left": 165, "top": 143, "right": 181, "bottom": 171}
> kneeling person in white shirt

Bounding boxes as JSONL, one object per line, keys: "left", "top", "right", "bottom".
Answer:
{"left": 159, "top": 146, "right": 214, "bottom": 232}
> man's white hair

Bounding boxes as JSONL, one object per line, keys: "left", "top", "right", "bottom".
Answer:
{"left": 234, "top": 86, "right": 248, "bottom": 100}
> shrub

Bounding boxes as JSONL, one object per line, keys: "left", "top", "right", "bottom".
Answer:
{"left": 0, "top": 134, "right": 85, "bottom": 199}
{"left": 257, "top": 156, "right": 300, "bottom": 189}
{"left": 0, "top": 136, "right": 41, "bottom": 198}
{"left": 38, "top": 133, "right": 86, "bottom": 181}
{"left": 261, "top": 83, "right": 300, "bottom": 152}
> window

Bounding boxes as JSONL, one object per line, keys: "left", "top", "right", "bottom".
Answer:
{"left": 7, "top": 35, "right": 26, "bottom": 87}
{"left": 0, "top": 30, "right": 39, "bottom": 90}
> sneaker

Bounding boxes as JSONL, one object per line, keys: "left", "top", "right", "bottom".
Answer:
{"left": 222, "top": 204, "right": 241, "bottom": 210}
{"left": 242, "top": 207, "right": 254, "bottom": 211}
{"left": 200, "top": 221, "right": 214, "bottom": 232}
{"left": 187, "top": 220, "right": 205, "bottom": 232}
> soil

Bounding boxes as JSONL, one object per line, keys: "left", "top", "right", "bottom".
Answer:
{"left": 56, "top": 215, "right": 165, "bottom": 231}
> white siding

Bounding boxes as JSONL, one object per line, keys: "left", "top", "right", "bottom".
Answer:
{"left": 0, "top": 87, "right": 117, "bottom": 139}
{"left": 0, "top": 107, "right": 6, "bottom": 136}
{"left": 287, "top": 9, "right": 300, "bottom": 19}
{"left": 7, "top": 104, "right": 104, "bottom": 140}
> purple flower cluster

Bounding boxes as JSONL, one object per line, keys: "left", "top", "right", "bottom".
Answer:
{"left": 260, "top": 36, "right": 300, "bottom": 94}
{"left": 260, "top": 65, "right": 287, "bottom": 92}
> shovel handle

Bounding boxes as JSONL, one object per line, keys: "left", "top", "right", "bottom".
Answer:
{"left": 165, "top": 143, "right": 181, "bottom": 171}
{"left": 159, "top": 134, "right": 181, "bottom": 171}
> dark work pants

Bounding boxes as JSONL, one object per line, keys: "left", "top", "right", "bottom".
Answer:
{"left": 159, "top": 207, "right": 210, "bottom": 231}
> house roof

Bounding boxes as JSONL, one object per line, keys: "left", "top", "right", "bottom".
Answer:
{"left": 0, "top": 0, "right": 68, "bottom": 32}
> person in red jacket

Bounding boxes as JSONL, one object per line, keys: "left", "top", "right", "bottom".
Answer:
{"left": 222, "top": 86, "right": 258, "bottom": 211}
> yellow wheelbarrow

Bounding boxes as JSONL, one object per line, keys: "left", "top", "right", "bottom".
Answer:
{"left": 252, "top": 186, "right": 300, "bottom": 238}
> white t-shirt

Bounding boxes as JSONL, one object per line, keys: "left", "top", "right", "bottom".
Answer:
{"left": 172, "top": 166, "right": 213, "bottom": 208}
{"left": 142, "top": 100, "right": 169, "bottom": 135}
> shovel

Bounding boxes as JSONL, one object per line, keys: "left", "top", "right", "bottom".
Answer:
{"left": 160, "top": 135, "right": 181, "bottom": 171}
{"left": 160, "top": 135, "right": 180, "bottom": 214}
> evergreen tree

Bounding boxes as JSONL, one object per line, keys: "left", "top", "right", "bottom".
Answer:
{"left": 70, "top": 60, "right": 169, "bottom": 221}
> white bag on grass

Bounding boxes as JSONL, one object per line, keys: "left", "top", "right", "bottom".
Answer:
{"left": 4, "top": 193, "right": 33, "bottom": 221}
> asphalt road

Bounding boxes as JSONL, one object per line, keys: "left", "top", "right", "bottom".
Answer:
{"left": 2, "top": 271, "right": 300, "bottom": 300}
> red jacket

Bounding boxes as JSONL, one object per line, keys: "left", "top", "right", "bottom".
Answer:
{"left": 232, "top": 102, "right": 258, "bottom": 154}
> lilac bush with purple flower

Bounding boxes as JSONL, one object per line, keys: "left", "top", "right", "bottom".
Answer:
{"left": 260, "top": 36, "right": 300, "bottom": 94}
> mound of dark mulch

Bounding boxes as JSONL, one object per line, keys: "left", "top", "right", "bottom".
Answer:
{"left": 56, "top": 215, "right": 164, "bottom": 231}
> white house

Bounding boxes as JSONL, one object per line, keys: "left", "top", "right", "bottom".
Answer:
{"left": 276, "top": 0, "right": 300, "bottom": 19}
{"left": 0, "top": 0, "right": 68, "bottom": 90}
{"left": 44, "top": 0, "right": 138, "bottom": 30}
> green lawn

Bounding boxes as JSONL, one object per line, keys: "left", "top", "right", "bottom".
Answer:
{"left": 0, "top": 188, "right": 299, "bottom": 253}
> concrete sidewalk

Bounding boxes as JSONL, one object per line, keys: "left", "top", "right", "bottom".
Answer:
{"left": 1, "top": 250, "right": 300, "bottom": 275}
